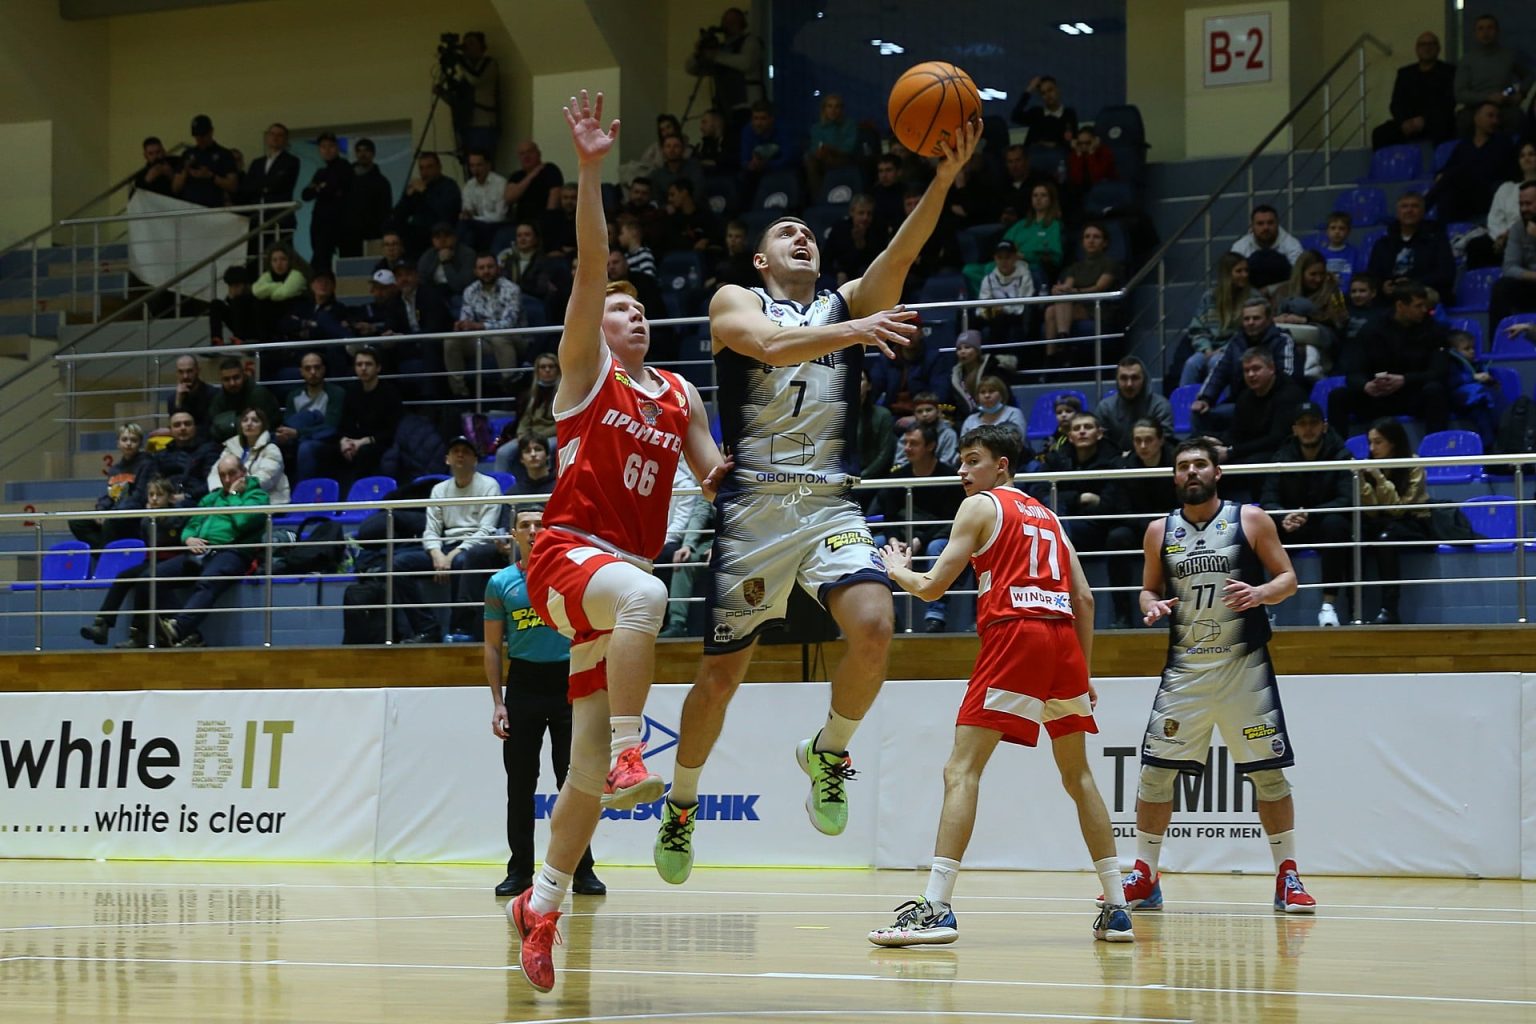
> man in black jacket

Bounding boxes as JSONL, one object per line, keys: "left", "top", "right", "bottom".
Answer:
{"left": 871, "top": 423, "right": 962, "bottom": 632}
{"left": 1101, "top": 418, "right": 1175, "bottom": 628}
{"left": 154, "top": 411, "right": 221, "bottom": 504}
{"left": 1225, "top": 347, "right": 1306, "bottom": 469}
{"left": 302, "top": 132, "right": 354, "bottom": 273}
{"left": 1260, "top": 402, "right": 1355, "bottom": 626}
{"left": 337, "top": 347, "right": 404, "bottom": 485}
{"left": 346, "top": 138, "right": 394, "bottom": 255}
{"left": 1371, "top": 32, "right": 1456, "bottom": 150}
{"left": 1191, "top": 298, "right": 1300, "bottom": 433}
{"left": 1326, "top": 282, "right": 1449, "bottom": 434}
{"left": 1032, "top": 410, "right": 1122, "bottom": 624}
{"left": 244, "top": 123, "right": 301, "bottom": 237}
{"left": 1365, "top": 192, "right": 1456, "bottom": 304}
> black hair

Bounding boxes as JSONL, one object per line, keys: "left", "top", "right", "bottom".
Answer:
{"left": 142, "top": 135, "right": 163, "bottom": 149}
{"left": 1174, "top": 435, "right": 1222, "bottom": 466}
{"left": 755, "top": 216, "right": 811, "bottom": 255}
{"left": 959, "top": 424, "right": 1025, "bottom": 470}
{"left": 904, "top": 421, "right": 940, "bottom": 449}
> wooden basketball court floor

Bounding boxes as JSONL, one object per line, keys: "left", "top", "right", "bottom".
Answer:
{"left": 1, "top": 861, "right": 1532, "bottom": 1023}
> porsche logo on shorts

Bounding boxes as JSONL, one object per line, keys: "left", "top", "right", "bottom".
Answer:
{"left": 743, "top": 577, "right": 766, "bottom": 607}
{"left": 824, "top": 529, "right": 873, "bottom": 551}
{"left": 1163, "top": 718, "right": 1180, "bottom": 738}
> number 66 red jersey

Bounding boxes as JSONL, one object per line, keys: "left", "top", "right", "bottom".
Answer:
{"left": 542, "top": 351, "right": 691, "bottom": 560}
{"left": 971, "top": 485, "right": 1076, "bottom": 631}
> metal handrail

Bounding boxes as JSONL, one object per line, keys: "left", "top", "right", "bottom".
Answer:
{"left": 56, "top": 202, "right": 298, "bottom": 227}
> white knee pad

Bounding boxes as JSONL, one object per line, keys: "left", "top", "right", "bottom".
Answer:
{"left": 583, "top": 561, "right": 668, "bottom": 635}
{"left": 1137, "top": 765, "right": 1179, "bottom": 803}
{"left": 566, "top": 694, "right": 611, "bottom": 797}
{"left": 1248, "top": 769, "right": 1291, "bottom": 802}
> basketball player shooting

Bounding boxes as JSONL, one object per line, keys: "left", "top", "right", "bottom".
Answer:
{"left": 653, "top": 118, "right": 982, "bottom": 886}
{"left": 508, "top": 90, "right": 727, "bottom": 994}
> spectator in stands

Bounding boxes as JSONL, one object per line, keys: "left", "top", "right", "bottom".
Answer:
{"left": 658, "top": 466, "right": 714, "bottom": 638}
{"left": 394, "top": 152, "right": 462, "bottom": 257}
{"left": 603, "top": 247, "right": 667, "bottom": 335}
{"left": 1427, "top": 102, "right": 1518, "bottom": 224}
{"left": 1472, "top": 141, "right": 1536, "bottom": 270}
{"left": 70, "top": 421, "right": 153, "bottom": 551}
{"left": 804, "top": 92, "right": 858, "bottom": 196}
{"left": 1343, "top": 272, "right": 1387, "bottom": 346}
{"left": 949, "top": 330, "right": 1017, "bottom": 419}
{"left": 497, "top": 222, "right": 559, "bottom": 306}
{"left": 898, "top": 184, "right": 962, "bottom": 296}
{"left": 131, "top": 136, "right": 179, "bottom": 197}
{"left": 1230, "top": 205, "right": 1303, "bottom": 289}
{"left": 1359, "top": 417, "right": 1431, "bottom": 625}
{"left": 445, "top": 32, "right": 500, "bottom": 160}
{"left": 374, "top": 231, "right": 406, "bottom": 273}
{"left": 1454, "top": 13, "right": 1529, "bottom": 137}
{"left": 1260, "top": 402, "right": 1355, "bottom": 627}
{"left": 1044, "top": 222, "right": 1122, "bottom": 354}
{"left": 894, "top": 391, "right": 959, "bottom": 468}
{"left": 207, "top": 356, "right": 281, "bottom": 444}
{"left": 661, "top": 179, "right": 717, "bottom": 255}
{"left": 275, "top": 351, "right": 344, "bottom": 484}
{"left": 1065, "top": 124, "right": 1118, "bottom": 208}
{"left": 1365, "top": 192, "right": 1455, "bottom": 304}
{"left": 1373, "top": 31, "right": 1457, "bottom": 149}
{"left": 211, "top": 407, "right": 289, "bottom": 504}
{"left": 494, "top": 351, "right": 559, "bottom": 473}
{"left": 616, "top": 215, "right": 657, "bottom": 280}
{"left": 542, "top": 182, "right": 578, "bottom": 259}
{"left": 871, "top": 153, "right": 910, "bottom": 231}
{"left": 1100, "top": 418, "right": 1176, "bottom": 627}
{"left": 1270, "top": 251, "right": 1348, "bottom": 379}
{"left": 155, "top": 410, "right": 219, "bottom": 502}
{"left": 1192, "top": 297, "right": 1298, "bottom": 432}
{"left": 1490, "top": 180, "right": 1536, "bottom": 333}
{"left": 618, "top": 177, "right": 665, "bottom": 245}
{"left": 960, "top": 375, "right": 1027, "bottom": 439}
{"left": 395, "top": 435, "right": 503, "bottom": 644}
{"left": 978, "top": 216, "right": 1039, "bottom": 324}
{"left": 1033, "top": 411, "right": 1118, "bottom": 527}
{"left": 173, "top": 114, "right": 237, "bottom": 208}
{"left": 1180, "top": 253, "right": 1257, "bottom": 387}
{"left": 992, "top": 145, "right": 1044, "bottom": 223}
{"left": 871, "top": 333, "right": 950, "bottom": 416}
{"left": 1224, "top": 347, "right": 1306, "bottom": 472}
{"left": 871, "top": 422, "right": 963, "bottom": 631}
{"left": 709, "top": 219, "right": 756, "bottom": 290}
{"left": 450, "top": 253, "right": 522, "bottom": 396}
{"left": 650, "top": 135, "right": 704, "bottom": 202}
{"left": 1438, "top": 328, "right": 1500, "bottom": 450}
{"left": 509, "top": 441, "right": 556, "bottom": 496}
{"left": 1328, "top": 282, "right": 1449, "bottom": 434}
{"left": 154, "top": 454, "right": 270, "bottom": 648}
{"left": 245, "top": 123, "right": 299, "bottom": 238}
{"left": 621, "top": 113, "right": 686, "bottom": 187}
{"left": 251, "top": 242, "right": 309, "bottom": 340}
{"left": 825, "top": 195, "right": 887, "bottom": 285}
{"left": 279, "top": 269, "right": 354, "bottom": 357}
{"left": 1001, "top": 181, "right": 1065, "bottom": 285}
{"left": 1033, "top": 393, "right": 1082, "bottom": 466}
{"left": 503, "top": 140, "right": 563, "bottom": 230}
{"left": 739, "top": 99, "right": 794, "bottom": 193}
{"left": 694, "top": 107, "right": 738, "bottom": 178}
{"left": 79, "top": 475, "right": 186, "bottom": 648}
{"left": 688, "top": 8, "right": 766, "bottom": 139}
{"left": 1094, "top": 355, "right": 1174, "bottom": 452}
{"left": 347, "top": 138, "right": 393, "bottom": 255}
{"left": 943, "top": 147, "right": 994, "bottom": 228}
{"left": 1318, "top": 212, "right": 1358, "bottom": 277}
{"left": 459, "top": 148, "right": 508, "bottom": 254}
{"left": 337, "top": 347, "right": 402, "bottom": 484}
{"left": 349, "top": 270, "right": 411, "bottom": 367}
{"left": 417, "top": 222, "right": 477, "bottom": 304}
{"left": 857, "top": 368, "right": 896, "bottom": 492}
{"left": 1011, "top": 74, "right": 1078, "bottom": 147}
{"left": 168, "top": 354, "right": 218, "bottom": 433}
{"left": 396, "top": 260, "right": 448, "bottom": 340}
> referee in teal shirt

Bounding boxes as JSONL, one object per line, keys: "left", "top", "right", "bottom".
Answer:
{"left": 486, "top": 505, "right": 604, "bottom": 899}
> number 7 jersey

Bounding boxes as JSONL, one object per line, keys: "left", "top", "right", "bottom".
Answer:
{"left": 543, "top": 350, "right": 691, "bottom": 561}
{"left": 972, "top": 486, "right": 1076, "bottom": 631}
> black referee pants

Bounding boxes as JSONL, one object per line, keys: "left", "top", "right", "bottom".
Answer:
{"left": 503, "top": 658, "right": 595, "bottom": 879}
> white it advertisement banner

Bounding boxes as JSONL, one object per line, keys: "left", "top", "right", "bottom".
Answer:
{"left": 124, "top": 190, "right": 250, "bottom": 301}
{"left": 0, "top": 689, "right": 383, "bottom": 860}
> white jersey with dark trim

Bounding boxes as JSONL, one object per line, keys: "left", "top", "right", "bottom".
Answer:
{"left": 714, "top": 286, "right": 861, "bottom": 496}
{"left": 1159, "top": 501, "right": 1272, "bottom": 668}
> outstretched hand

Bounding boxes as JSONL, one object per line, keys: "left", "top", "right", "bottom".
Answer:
{"left": 1143, "top": 596, "right": 1178, "bottom": 627}
{"left": 564, "top": 90, "right": 620, "bottom": 165}
{"left": 933, "top": 119, "right": 982, "bottom": 182}
{"left": 881, "top": 539, "right": 913, "bottom": 574}
{"left": 699, "top": 456, "right": 734, "bottom": 502}
{"left": 852, "top": 306, "right": 921, "bottom": 359}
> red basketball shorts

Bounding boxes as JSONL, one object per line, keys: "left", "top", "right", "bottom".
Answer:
{"left": 957, "top": 616, "right": 1097, "bottom": 746}
{"left": 526, "top": 530, "right": 625, "bottom": 701}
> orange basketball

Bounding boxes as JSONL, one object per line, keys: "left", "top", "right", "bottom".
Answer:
{"left": 888, "top": 61, "right": 982, "bottom": 157}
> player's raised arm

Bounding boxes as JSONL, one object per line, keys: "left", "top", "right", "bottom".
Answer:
{"left": 1140, "top": 518, "right": 1177, "bottom": 625}
{"left": 556, "top": 90, "right": 620, "bottom": 404}
{"left": 709, "top": 282, "right": 919, "bottom": 365}
{"left": 843, "top": 119, "right": 980, "bottom": 317}
{"left": 882, "top": 492, "right": 993, "bottom": 601}
{"left": 679, "top": 378, "right": 729, "bottom": 501}
{"left": 1227, "top": 504, "right": 1298, "bottom": 610}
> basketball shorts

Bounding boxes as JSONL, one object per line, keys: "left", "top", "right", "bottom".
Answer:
{"left": 526, "top": 529, "right": 651, "bottom": 701}
{"left": 1139, "top": 647, "right": 1295, "bottom": 774}
{"left": 704, "top": 489, "right": 894, "bottom": 653}
{"left": 958, "top": 616, "right": 1096, "bottom": 747}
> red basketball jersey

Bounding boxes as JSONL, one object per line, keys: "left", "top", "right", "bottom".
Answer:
{"left": 971, "top": 486, "right": 1075, "bottom": 631}
{"left": 543, "top": 352, "right": 691, "bottom": 560}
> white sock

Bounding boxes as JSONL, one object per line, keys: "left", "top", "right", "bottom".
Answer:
{"left": 1135, "top": 829, "right": 1164, "bottom": 877}
{"left": 1269, "top": 829, "right": 1297, "bottom": 871}
{"left": 814, "top": 709, "right": 860, "bottom": 754}
{"left": 530, "top": 863, "right": 572, "bottom": 915}
{"left": 1095, "top": 856, "right": 1126, "bottom": 908}
{"left": 669, "top": 763, "right": 703, "bottom": 806}
{"left": 609, "top": 715, "right": 643, "bottom": 759}
{"left": 922, "top": 856, "right": 961, "bottom": 906}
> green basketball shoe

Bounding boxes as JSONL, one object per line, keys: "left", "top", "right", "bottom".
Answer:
{"left": 653, "top": 798, "right": 697, "bottom": 884}
{"left": 795, "top": 737, "right": 857, "bottom": 835}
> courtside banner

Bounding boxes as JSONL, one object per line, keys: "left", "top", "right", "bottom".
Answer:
{"left": 374, "top": 683, "right": 881, "bottom": 867}
{"left": 0, "top": 689, "right": 384, "bottom": 859}
{"left": 874, "top": 674, "right": 1524, "bottom": 877}
{"left": 1521, "top": 674, "right": 1536, "bottom": 881}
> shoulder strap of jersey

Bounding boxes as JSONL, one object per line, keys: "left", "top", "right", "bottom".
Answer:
{"left": 972, "top": 490, "right": 1007, "bottom": 557}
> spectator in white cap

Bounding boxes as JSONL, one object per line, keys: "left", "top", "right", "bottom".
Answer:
{"left": 349, "top": 268, "right": 410, "bottom": 361}
{"left": 977, "top": 238, "right": 1036, "bottom": 351}
{"left": 450, "top": 252, "right": 523, "bottom": 397}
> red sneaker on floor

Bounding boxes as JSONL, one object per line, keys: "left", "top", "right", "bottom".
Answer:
{"left": 1274, "top": 860, "right": 1317, "bottom": 914}
{"left": 508, "top": 890, "right": 563, "bottom": 992}
{"left": 1096, "top": 859, "right": 1163, "bottom": 911}
{"left": 602, "top": 743, "right": 664, "bottom": 810}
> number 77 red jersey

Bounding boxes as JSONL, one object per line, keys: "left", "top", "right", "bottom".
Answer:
{"left": 971, "top": 486, "right": 1076, "bottom": 632}
{"left": 542, "top": 351, "right": 691, "bottom": 561}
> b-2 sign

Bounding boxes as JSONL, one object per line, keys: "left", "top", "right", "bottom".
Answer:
{"left": 1204, "top": 12, "right": 1271, "bottom": 87}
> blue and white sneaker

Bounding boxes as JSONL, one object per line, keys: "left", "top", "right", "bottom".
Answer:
{"left": 1095, "top": 860, "right": 1163, "bottom": 911}
{"left": 1093, "top": 904, "right": 1135, "bottom": 942}
{"left": 868, "top": 898, "right": 958, "bottom": 947}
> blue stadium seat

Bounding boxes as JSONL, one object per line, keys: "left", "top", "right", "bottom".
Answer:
{"left": 1445, "top": 317, "right": 1485, "bottom": 355}
{"left": 490, "top": 471, "right": 517, "bottom": 494}
{"left": 413, "top": 474, "right": 449, "bottom": 486}
{"left": 88, "top": 538, "right": 147, "bottom": 587}
{"left": 12, "top": 540, "right": 91, "bottom": 592}
{"left": 1432, "top": 139, "right": 1459, "bottom": 174}
{"left": 334, "top": 475, "right": 397, "bottom": 526}
{"left": 1170, "top": 383, "right": 1200, "bottom": 435}
{"left": 752, "top": 169, "right": 803, "bottom": 212}
{"left": 816, "top": 164, "right": 865, "bottom": 206}
{"left": 1353, "top": 227, "right": 1386, "bottom": 271}
{"left": 274, "top": 477, "right": 340, "bottom": 527}
{"left": 1446, "top": 267, "right": 1500, "bottom": 316}
{"left": 1489, "top": 367, "right": 1522, "bottom": 413}
{"left": 1439, "top": 495, "right": 1519, "bottom": 553}
{"left": 1344, "top": 434, "right": 1371, "bottom": 460}
{"left": 956, "top": 223, "right": 1004, "bottom": 265}
{"left": 1027, "top": 390, "right": 1089, "bottom": 441}
{"left": 1309, "top": 375, "right": 1344, "bottom": 410}
{"left": 700, "top": 175, "right": 739, "bottom": 219}
{"left": 1331, "top": 187, "right": 1389, "bottom": 229}
{"left": 1360, "top": 144, "right": 1423, "bottom": 184}
{"left": 1491, "top": 315, "right": 1536, "bottom": 360}
{"left": 1418, "top": 429, "right": 1482, "bottom": 484}
{"left": 1083, "top": 180, "right": 1134, "bottom": 216}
